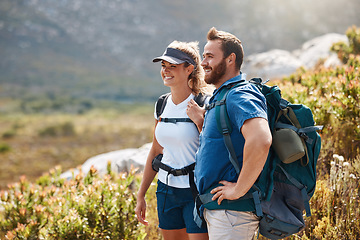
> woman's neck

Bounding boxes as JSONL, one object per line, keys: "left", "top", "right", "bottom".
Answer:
{"left": 170, "top": 86, "right": 193, "bottom": 105}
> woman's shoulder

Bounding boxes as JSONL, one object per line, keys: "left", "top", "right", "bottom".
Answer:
{"left": 155, "top": 92, "right": 171, "bottom": 118}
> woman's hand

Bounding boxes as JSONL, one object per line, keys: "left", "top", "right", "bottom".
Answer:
{"left": 187, "top": 99, "right": 206, "bottom": 132}
{"left": 135, "top": 196, "right": 149, "bottom": 225}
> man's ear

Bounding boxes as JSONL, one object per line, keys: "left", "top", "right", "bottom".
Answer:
{"left": 227, "top": 53, "right": 236, "bottom": 65}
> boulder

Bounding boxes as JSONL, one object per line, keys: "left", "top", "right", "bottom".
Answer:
{"left": 295, "top": 33, "right": 348, "bottom": 69}
{"left": 243, "top": 49, "right": 302, "bottom": 80}
{"left": 61, "top": 143, "right": 151, "bottom": 179}
{"left": 243, "top": 33, "right": 348, "bottom": 80}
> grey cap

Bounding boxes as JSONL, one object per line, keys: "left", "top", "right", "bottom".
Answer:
{"left": 153, "top": 47, "right": 196, "bottom": 66}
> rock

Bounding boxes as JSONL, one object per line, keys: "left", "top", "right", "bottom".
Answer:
{"left": 61, "top": 143, "right": 151, "bottom": 179}
{"left": 243, "top": 33, "right": 348, "bottom": 80}
{"left": 243, "top": 49, "right": 302, "bottom": 80}
{"left": 295, "top": 33, "right": 348, "bottom": 69}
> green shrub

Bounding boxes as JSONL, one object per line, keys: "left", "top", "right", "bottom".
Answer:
{"left": 303, "top": 154, "right": 360, "bottom": 239}
{"left": 331, "top": 25, "right": 360, "bottom": 63}
{"left": 2, "top": 130, "right": 16, "bottom": 139}
{"left": 38, "top": 121, "right": 76, "bottom": 137}
{"left": 0, "top": 165, "right": 147, "bottom": 240}
{"left": 283, "top": 26, "right": 360, "bottom": 160}
{"left": 19, "top": 97, "right": 95, "bottom": 114}
{"left": 0, "top": 143, "right": 11, "bottom": 153}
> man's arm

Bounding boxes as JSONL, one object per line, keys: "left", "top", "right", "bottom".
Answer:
{"left": 211, "top": 117, "right": 272, "bottom": 204}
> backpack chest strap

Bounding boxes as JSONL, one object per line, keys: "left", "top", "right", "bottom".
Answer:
{"left": 205, "top": 99, "right": 225, "bottom": 111}
{"left": 158, "top": 117, "right": 194, "bottom": 123}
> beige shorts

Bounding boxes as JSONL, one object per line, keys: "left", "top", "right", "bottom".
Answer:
{"left": 204, "top": 209, "right": 259, "bottom": 240}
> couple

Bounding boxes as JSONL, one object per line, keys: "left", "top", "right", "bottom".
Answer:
{"left": 135, "top": 27, "right": 272, "bottom": 240}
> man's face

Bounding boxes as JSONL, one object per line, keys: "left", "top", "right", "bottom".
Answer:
{"left": 201, "top": 40, "right": 227, "bottom": 86}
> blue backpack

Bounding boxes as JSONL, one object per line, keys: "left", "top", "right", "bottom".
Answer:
{"left": 203, "top": 78, "right": 323, "bottom": 239}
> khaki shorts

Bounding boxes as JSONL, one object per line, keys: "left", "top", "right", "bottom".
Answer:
{"left": 204, "top": 209, "right": 259, "bottom": 240}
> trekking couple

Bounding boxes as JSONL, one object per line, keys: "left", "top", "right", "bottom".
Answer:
{"left": 135, "top": 27, "right": 272, "bottom": 240}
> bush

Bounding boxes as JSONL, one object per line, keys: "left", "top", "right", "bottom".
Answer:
{"left": 38, "top": 121, "right": 76, "bottom": 137}
{"left": 2, "top": 130, "right": 16, "bottom": 139}
{"left": 0, "top": 143, "right": 11, "bottom": 153}
{"left": 0, "top": 165, "right": 147, "bottom": 239}
{"left": 283, "top": 26, "right": 360, "bottom": 160}
{"left": 331, "top": 25, "right": 360, "bottom": 63}
{"left": 303, "top": 154, "right": 360, "bottom": 239}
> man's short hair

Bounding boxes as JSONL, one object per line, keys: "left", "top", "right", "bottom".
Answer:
{"left": 207, "top": 27, "right": 244, "bottom": 71}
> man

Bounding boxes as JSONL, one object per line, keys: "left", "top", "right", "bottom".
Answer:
{"left": 194, "top": 27, "right": 272, "bottom": 239}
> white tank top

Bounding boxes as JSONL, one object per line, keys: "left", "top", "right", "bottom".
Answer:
{"left": 155, "top": 93, "right": 199, "bottom": 188}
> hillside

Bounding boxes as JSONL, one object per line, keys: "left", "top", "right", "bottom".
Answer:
{"left": 0, "top": 0, "right": 162, "bottom": 104}
{"left": 1, "top": 0, "right": 359, "bottom": 104}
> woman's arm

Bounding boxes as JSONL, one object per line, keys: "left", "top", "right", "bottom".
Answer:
{"left": 135, "top": 120, "right": 163, "bottom": 225}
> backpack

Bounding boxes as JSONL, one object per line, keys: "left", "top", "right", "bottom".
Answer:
{"left": 204, "top": 78, "right": 323, "bottom": 239}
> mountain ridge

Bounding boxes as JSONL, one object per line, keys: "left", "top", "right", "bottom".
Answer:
{"left": 1, "top": 0, "right": 359, "bottom": 104}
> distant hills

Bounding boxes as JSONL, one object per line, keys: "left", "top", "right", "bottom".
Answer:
{"left": 1, "top": 0, "right": 359, "bottom": 104}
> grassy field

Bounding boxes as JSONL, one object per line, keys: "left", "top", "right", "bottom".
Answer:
{"left": 0, "top": 104, "right": 155, "bottom": 190}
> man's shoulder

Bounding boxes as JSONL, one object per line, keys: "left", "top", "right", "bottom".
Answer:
{"left": 226, "top": 83, "right": 267, "bottom": 114}
{"left": 227, "top": 83, "right": 262, "bottom": 99}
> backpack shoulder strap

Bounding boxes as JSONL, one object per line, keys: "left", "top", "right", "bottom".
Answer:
{"left": 214, "top": 80, "right": 248, "bottom": 174}
{"left": 156, "top": 92, "right": 208, "bottom": 119}
{"left": 155, "top": 93, "right": 171, "bottom": 119}
{"left": 194, "top": 92, "right": 209, "bottom": 107}
{"left": 156, "top": 92, "right": 208, "bottom": 124}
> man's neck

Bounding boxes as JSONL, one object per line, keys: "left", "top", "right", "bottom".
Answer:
{"left": 214, "top": 71, "right": 241, "bottom": 89}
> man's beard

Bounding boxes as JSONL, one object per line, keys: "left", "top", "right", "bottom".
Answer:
{"left": 204, "top": 59, "right": 227, "bottom": 85}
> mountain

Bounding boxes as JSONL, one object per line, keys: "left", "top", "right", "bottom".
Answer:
{"left": 0, "top": 0, "right": 163, "bottom": 103}
{"left": 1, "top": 0, "right": 359, "bottom": 104}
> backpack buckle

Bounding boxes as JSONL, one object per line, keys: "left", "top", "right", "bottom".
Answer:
{"left": 222, "top": 128, "right": 230, "bottom": 135}
{"left": 171, "top": 168, "right": 187, "bottom": 176}
{"left": 299, "top": 132, "right": 309, "bottom": 141}
{"left": 215, "top": 100, "right": 226, "bottom": 106}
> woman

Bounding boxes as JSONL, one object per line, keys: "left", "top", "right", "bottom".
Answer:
{"left": 135, "top": 41, "right": 209, "bottom": 240}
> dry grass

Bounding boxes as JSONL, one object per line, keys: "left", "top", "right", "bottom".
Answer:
{"left": 0, "top": 107, "right": 154, "bottom": 190}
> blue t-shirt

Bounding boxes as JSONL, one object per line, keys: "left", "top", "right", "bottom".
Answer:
{"left": 195, "top": 74, "right": 268, "bottom": 199}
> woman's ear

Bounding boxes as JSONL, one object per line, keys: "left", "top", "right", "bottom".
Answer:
{"left": 186, "top": 64, "right": 195, "bottom": 75}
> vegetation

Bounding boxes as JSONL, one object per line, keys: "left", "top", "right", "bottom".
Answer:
{"left": 0, "top": 165, "right": 148, "bottom": 239}
{"left": 277, "top": 25, "right": 360, "bottom": 239}
{"left": 283, "top": 25, "right": 360, "bottom": 161}
{"left": 0, "top": 26, "right": 359, "bottom": 239}
{"left": 0, "top": 104, "right": 154, "bottom": 190}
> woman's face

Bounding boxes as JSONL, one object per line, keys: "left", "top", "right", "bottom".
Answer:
{"left": 160, "top": 60, "right": 192, "bottom": 88}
